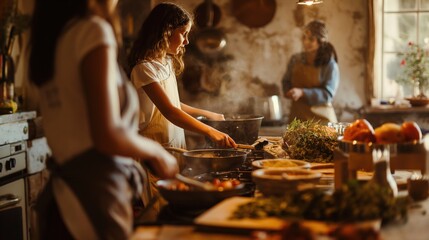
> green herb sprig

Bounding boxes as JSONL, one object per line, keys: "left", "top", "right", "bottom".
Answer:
{"left": 283, "top": 119, "right": 338, "bottom": 163}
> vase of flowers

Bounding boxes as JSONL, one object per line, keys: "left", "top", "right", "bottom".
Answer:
{"left": 396, "top": 42, "right": 429, "bottom": 106}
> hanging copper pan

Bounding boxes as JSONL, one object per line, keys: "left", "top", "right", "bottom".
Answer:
{"left": 232, "top": 0, "right": 277, "bottom": 28}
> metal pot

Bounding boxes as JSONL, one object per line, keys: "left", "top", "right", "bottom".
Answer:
{"left": 255, "top": 95, "right": 283, "bottom": 121}
{"left": 164, "top": 147, "right": 248, "bottom": 176}
{"left": 195, "top": 28, "right": 226, "bottom": 54}
{"left": 199, "top": 114, "right": 264, "bottom": 145}
{"left": 194, "top": 0, "right": 227, "bottom": 54}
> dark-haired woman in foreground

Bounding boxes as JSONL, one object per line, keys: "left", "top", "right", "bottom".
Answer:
{"left": 28, "top": 0, "right": 178, "bottom": 238}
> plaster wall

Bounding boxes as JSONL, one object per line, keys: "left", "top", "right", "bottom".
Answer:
{"left": 14, "top": 0, "right": 369, "bottom": 122}
{"left": 152, "top": 0, "right": 368, "bottom": 122}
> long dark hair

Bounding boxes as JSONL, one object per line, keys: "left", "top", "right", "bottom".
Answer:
{"left": 305, "top": 20, "right": 338, "bottom": 67}
{"left": 29, "top": 0, "right": 122, "bottom": 87}
{"left": 127, "top": 2, "right": 192, "bottom": 75}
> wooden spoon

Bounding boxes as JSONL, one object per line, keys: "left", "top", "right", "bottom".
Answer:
{"left": 236, "top": 144, "right": 255, "bottom": 150}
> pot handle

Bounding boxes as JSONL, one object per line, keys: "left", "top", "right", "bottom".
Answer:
{"left": 164, "top": 146, "right": 188, "bottom": 154}
{"left": 236, "top": 144, "right": 255, "bottom": 150}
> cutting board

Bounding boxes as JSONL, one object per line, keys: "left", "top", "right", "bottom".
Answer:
{"left": 194, "top": 197, "right": 381, "bottom": 234}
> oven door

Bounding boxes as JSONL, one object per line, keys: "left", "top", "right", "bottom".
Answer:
{"left": 0, "top": 178, "right": 28, "bottom": 240}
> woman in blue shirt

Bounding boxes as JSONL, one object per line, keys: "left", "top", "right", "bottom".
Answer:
{"left": 282, "top": 20, "right": 339, "bottom": 124}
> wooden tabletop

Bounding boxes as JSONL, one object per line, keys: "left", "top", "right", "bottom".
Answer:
{"left": 132, "top": 194, "right": 429, "bottom": 240}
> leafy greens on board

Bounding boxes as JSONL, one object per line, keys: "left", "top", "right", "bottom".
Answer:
{"left": 231, "top": 180, "right": 409, "bottom": 223}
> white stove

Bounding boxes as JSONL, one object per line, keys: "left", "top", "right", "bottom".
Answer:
{"left": 0, "top": 141, "right": 27, "bottom": 178}
{"left": 0, "top": 112, "right": 37, "bottom": 240}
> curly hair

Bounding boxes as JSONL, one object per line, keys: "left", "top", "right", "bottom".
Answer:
{"left": 127, "top": 2, "right": 192, "bottom": 75}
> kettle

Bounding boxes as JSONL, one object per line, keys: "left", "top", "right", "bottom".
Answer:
{"left": 254, "top": 95, "right": 283, "bottom": 121}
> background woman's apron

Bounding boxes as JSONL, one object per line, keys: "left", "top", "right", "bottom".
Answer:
{"left": 289, "top": 61, "right": 337, "bottom": 124}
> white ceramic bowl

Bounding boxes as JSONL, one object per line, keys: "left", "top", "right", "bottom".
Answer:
{"left": 251, "top": 158, "right": 310, "bottom": 170}
{"left": 252, "top": 168, "right": 322, "bottom": 196}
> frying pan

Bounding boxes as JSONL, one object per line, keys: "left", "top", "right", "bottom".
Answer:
{"left": 156, "top": 178, "right": 252, "bottom": 210}
{"left": 232, "top": 0, "right": 277, "bottom": 28}
{"left": 164, "top": 147, "right": 248, "bottom": 176}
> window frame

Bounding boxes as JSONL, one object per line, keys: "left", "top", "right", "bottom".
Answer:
{"left": 375, "top": 0, "right": 429, "bottom": 99}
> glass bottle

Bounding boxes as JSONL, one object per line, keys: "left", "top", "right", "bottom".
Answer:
{"left": 371, "top": 145, "right": 398, "bottom": 197}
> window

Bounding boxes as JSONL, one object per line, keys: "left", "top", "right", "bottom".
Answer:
{"left": 374, "top": 0, "right": 429, "bottom": 99}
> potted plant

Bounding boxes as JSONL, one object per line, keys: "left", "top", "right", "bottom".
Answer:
{"left": 396, "top": 42, "right": 429, "bottom": 106}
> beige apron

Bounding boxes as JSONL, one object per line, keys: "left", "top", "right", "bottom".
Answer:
{"left": 289, "top": 61, "right": 337, "bottom": 124}
{"left": 139, "top": 63, "right": 186, "bottom": 149}
{"left": 138, "top": 62, "right": 186, "bottom": 220}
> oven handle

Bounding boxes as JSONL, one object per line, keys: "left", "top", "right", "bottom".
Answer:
{"left": 0, "top": 194, "right": 21, "bottom": 209}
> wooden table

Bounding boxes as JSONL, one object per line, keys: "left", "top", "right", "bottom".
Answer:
{"left": 132, "top": 195, "right": 429, "bottom": 240}
{"left": 133, "top": 134, "right": 429, "bottom": 239}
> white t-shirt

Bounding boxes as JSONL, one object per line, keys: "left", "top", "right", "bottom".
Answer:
{"left": 38, "top": 16, "right": 120, "bottom": 163}
{"left": 131, "top": 58, "right": 186, "bottom": 148}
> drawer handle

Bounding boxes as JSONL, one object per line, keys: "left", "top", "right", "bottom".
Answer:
{"left": 0, "top": 194, "right": 21, "bottom": 209}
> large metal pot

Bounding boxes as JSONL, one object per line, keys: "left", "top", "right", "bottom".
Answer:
{"left": 165, "top": 147, "right": 248, "bottom": 176}
{"left": 199, "top": 114, "right": 264, "bottom": 145}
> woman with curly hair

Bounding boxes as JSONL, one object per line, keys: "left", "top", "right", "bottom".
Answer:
{"left": 128, "top": 2, "right": 236, "bottom": 150}
{"left": 128, "top": 2, "right": 236, "bottom": 218}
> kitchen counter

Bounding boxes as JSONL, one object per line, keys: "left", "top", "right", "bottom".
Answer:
{"left": 259, "top": 125, "right": 287, "bottom": 137}
{"left": 0, "top": 111, "right": 37, "bottom": 124}
{"left": 361, "top": 106, "right": 429, "bottom": 133}
{"left": 132, "top": 195, "right": 429, "bottom": 240}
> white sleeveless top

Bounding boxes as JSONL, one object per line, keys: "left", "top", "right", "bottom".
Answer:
{"left": 131, "top": 58, "right": 186, "bottom": 148}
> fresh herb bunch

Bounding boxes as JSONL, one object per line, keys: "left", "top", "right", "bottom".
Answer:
{"left": 283, "top": 119, "right": 338, "bottom": 163}
{"left": 231, "top": 180, "right": 409, "bottom": 223}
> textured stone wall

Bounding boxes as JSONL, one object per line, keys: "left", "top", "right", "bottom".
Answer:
{"left": 15, "top": 0, "right": 368, "bottom": 121}
{"left": 149, "top": 0, "right": 368, "bottom": 122}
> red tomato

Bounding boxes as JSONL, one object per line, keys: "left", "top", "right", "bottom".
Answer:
{"left": 219, "top": 180, "right": 233, "bottom": 190}
{"left": 343, "top": 119, "right": 375, "bottom": 142}
{"left": 212, "top": 178, "right": 221, "bottom": 187}
{"left": 231, "top": 179, "right": 241, "bottom": 186}
{"left": 401, "top": 121, "right": 422, "bottom": 142}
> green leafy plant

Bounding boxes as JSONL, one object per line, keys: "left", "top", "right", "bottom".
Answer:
{"left": 396, "top": 42, "right": 429, "bottom": 98}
